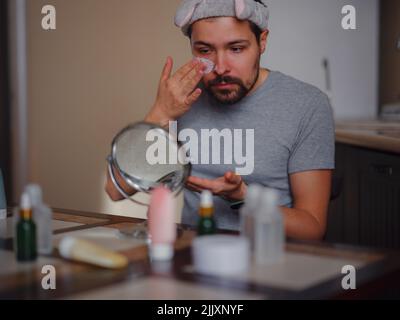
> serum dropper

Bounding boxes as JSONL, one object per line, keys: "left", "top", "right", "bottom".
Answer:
{"left": 197, "top": 190, "right": 217, "bottom": 236}
{"left": 16, "top": 192, "right": 37, "bottom": 262}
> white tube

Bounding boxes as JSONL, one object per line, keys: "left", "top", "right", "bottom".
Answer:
{"left": 59, "top": 236, "right": 129, "bottom": 269}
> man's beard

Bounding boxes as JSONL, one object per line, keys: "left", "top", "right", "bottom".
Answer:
{"left": 204, "top": 66, "right": 260, "bottom": 105}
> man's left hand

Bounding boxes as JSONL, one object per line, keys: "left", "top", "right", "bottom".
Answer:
{"left": 186, "top": 171, "right": 247, "bottom": 202}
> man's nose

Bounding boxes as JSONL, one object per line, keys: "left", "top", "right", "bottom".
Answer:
{"left": 214, "top": 53, "right": 230, "bottom": 75}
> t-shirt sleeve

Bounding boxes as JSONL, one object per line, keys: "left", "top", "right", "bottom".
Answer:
{"left": 288, "top": 92, "right": 335, "bottom": 174}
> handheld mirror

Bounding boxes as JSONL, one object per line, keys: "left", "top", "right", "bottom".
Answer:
{"left": 107, "top": 122, "right": 191, "bottom": 206}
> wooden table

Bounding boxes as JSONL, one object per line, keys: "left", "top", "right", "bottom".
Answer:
{"left": 1, "top": 208, "right": 400, "bottom": 300}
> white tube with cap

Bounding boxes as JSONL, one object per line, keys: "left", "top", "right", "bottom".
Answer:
{"left": 58, "top": 236, "right": 129, "bottom": 269}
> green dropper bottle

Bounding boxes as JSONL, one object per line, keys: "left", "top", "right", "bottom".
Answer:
{"left": 197, "top": 190, "right": 216, "bottom": 236}
{"left": 16, "top": 192, "right": 37, "bottom": 262}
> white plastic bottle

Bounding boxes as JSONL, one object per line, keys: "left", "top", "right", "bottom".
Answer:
{"left": 24, "top": 184, "right": 53, "bottom": 255}
{"left": 254, "top": 188, "right": 285, "bottom": 265}
{"left": 0, "top": 169, "right": 7, "bottom": 220}
{"left": 239, "top": 184, "right": 263, "bottom": 252}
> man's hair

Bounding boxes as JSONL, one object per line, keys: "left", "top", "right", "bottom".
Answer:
{"left": 187, "top": 20, "right": 263, "bottom": 44}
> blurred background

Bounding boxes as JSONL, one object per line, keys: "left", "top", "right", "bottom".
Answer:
{"left": 0, "top": 1, "right": 399, "bottom": 246}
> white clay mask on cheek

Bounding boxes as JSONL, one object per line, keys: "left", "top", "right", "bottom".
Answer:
{"left": 194, "top": 57, "right": 215, "bottom": 74}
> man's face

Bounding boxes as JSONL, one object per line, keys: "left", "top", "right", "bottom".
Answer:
{"left": 191, "top": 17, "right": 266, "bottom": 105}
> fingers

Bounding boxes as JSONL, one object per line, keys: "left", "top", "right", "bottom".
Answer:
{"left": 224, "top": 171, "right": 242, "bottom": 185}
{"left": 160, "top": 56, "right": 173, "bottom": 82}
{"left": 181, "top": 65, "right": 204, "bottom": 96}
{"left": 185, "top": 88, "right": 202, "bottom": 106}
{"left": 187, "top": 174, "right": 246, "bottom": 201}
{"left": 187, "top": 176, "right": 213, "bottom": 189}
{"left": 173, "top": 59, "right": 199, "bottom": 81}
{"left": 186, "top": 182, "right": 204, "bottom": 193}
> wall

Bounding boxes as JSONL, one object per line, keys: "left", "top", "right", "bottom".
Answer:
{"left": 25, "top": 0, "right": 188, "bottom": 219}
{"left": 0, "top": 0, "right": 12, "bottom": 201}
{"left": 263, "top": 0, "right": 379, "bottom": 120}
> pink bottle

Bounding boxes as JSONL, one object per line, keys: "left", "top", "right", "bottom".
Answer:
{"left": 148, "top": 186, "right": 176, "bottom": 261}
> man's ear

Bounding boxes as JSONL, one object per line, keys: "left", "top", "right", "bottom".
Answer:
{"left": 259, "top": 30, "right": 269, "bottom": 53}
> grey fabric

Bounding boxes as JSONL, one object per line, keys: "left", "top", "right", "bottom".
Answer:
{"left": 177, "top": 70, "right": 335, "bottom": 231}
{"left": 174, "top": 0, "right": 270, "bottom": 36}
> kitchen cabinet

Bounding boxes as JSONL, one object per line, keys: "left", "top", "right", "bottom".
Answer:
{"left": 326, "top": 143, "right": 400, "bottom": 248}
{"left": 379, "top": 0, "right": 400, "bottom": 108}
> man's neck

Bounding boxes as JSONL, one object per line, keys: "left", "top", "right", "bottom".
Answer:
{"left": 248, "top": 68, "right": 269, "bottom": 96}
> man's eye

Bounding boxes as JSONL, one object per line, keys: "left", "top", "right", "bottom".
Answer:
{"left": 198, "top": 48, "right": 210, "bottom": 54}
{"left": 231, "top": 47, "right": 243, "bottom": 53}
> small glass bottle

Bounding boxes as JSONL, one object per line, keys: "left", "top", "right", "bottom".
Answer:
{"left": 197, "top": 190, "right": 216, "bottom": 236}
{"left": 16, "top": 192, "right": 37, "bottom": 262}
{"left": 254, "top": 188, "right": 284, "bottom": 265}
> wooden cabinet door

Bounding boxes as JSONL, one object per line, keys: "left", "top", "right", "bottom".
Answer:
{"left": 379, "top": 0, "right": 400, "bottom": 106}
{"left": 358, "top": 148, "right": 400, "bottom": 248}
{"left": 326, "top": 144, "right": 360, "bottom": 245}
{"left": 327, "top": 144, "right": 400, "bottom": 249}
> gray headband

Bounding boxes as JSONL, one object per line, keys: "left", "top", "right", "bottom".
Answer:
{"left": 174, "top": 0, "right": 270, "bottom": 37}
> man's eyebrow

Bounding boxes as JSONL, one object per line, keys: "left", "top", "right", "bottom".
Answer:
{"left": 193, "top": 40, "right": 251, "bottom": 46}
{"left": 227, "top": 40, "right": 251, "bottom": 46}
{"left": 193, "top": 41, "right": 212, "bottom": 46}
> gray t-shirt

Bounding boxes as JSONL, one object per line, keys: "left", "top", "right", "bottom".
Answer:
{"left": 177, "top": 70, "right": 335, "bottom": 230}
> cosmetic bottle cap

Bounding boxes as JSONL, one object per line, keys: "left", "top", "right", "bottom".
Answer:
{"left": 24, "top": 184, "right": 43, "bottom": 207}
{"left": 200, "top": 190, "right": 213, "bottom": 209}
{"left": 149, "top": 243, "right": 174, "bottom": 261}
{"left": 243, "top": 184, "right": 263, "bottom": 213}
{"left": 20, "top": 192, "right": 32, "bottom": 210}
{"left": 58, "top": 236, "right": 76, "bottom": 258}
{"left": 262, "top": 188, "right": 279, "bottom": 208}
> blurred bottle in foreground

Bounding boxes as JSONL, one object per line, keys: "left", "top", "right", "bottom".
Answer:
{"left": 25, "top": 184, "right": 53, "bottom": 255}
{"left": 197, "top": 190, "right": 216, "bottom": 236}
{"left": 254, "top": 188, "right": 285, "bottom": 265}
{"left": 16, "top": 192, "right": 37, "bottom": 262}
{"left": 239, "top": 184, "right": 263, "bottom": 252}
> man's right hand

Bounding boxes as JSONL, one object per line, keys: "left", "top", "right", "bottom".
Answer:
{"left": 145, "top": 57, "right": 205, "bottom": 128}
{"left": 106, "top": 57, "right": 205, "bottom": 202}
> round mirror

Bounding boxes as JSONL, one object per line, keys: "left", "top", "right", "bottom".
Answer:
{"left": 107, "top": 122, "right": 191, "bottom": 206}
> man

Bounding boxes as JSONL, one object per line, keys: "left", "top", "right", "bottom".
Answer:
{"left": 106, "top": 0, "right": 335, "bottom": 241}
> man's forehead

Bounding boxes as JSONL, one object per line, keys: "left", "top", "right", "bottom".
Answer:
{"left": 191, "top": 17, "right": 254, "bottom": 43}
